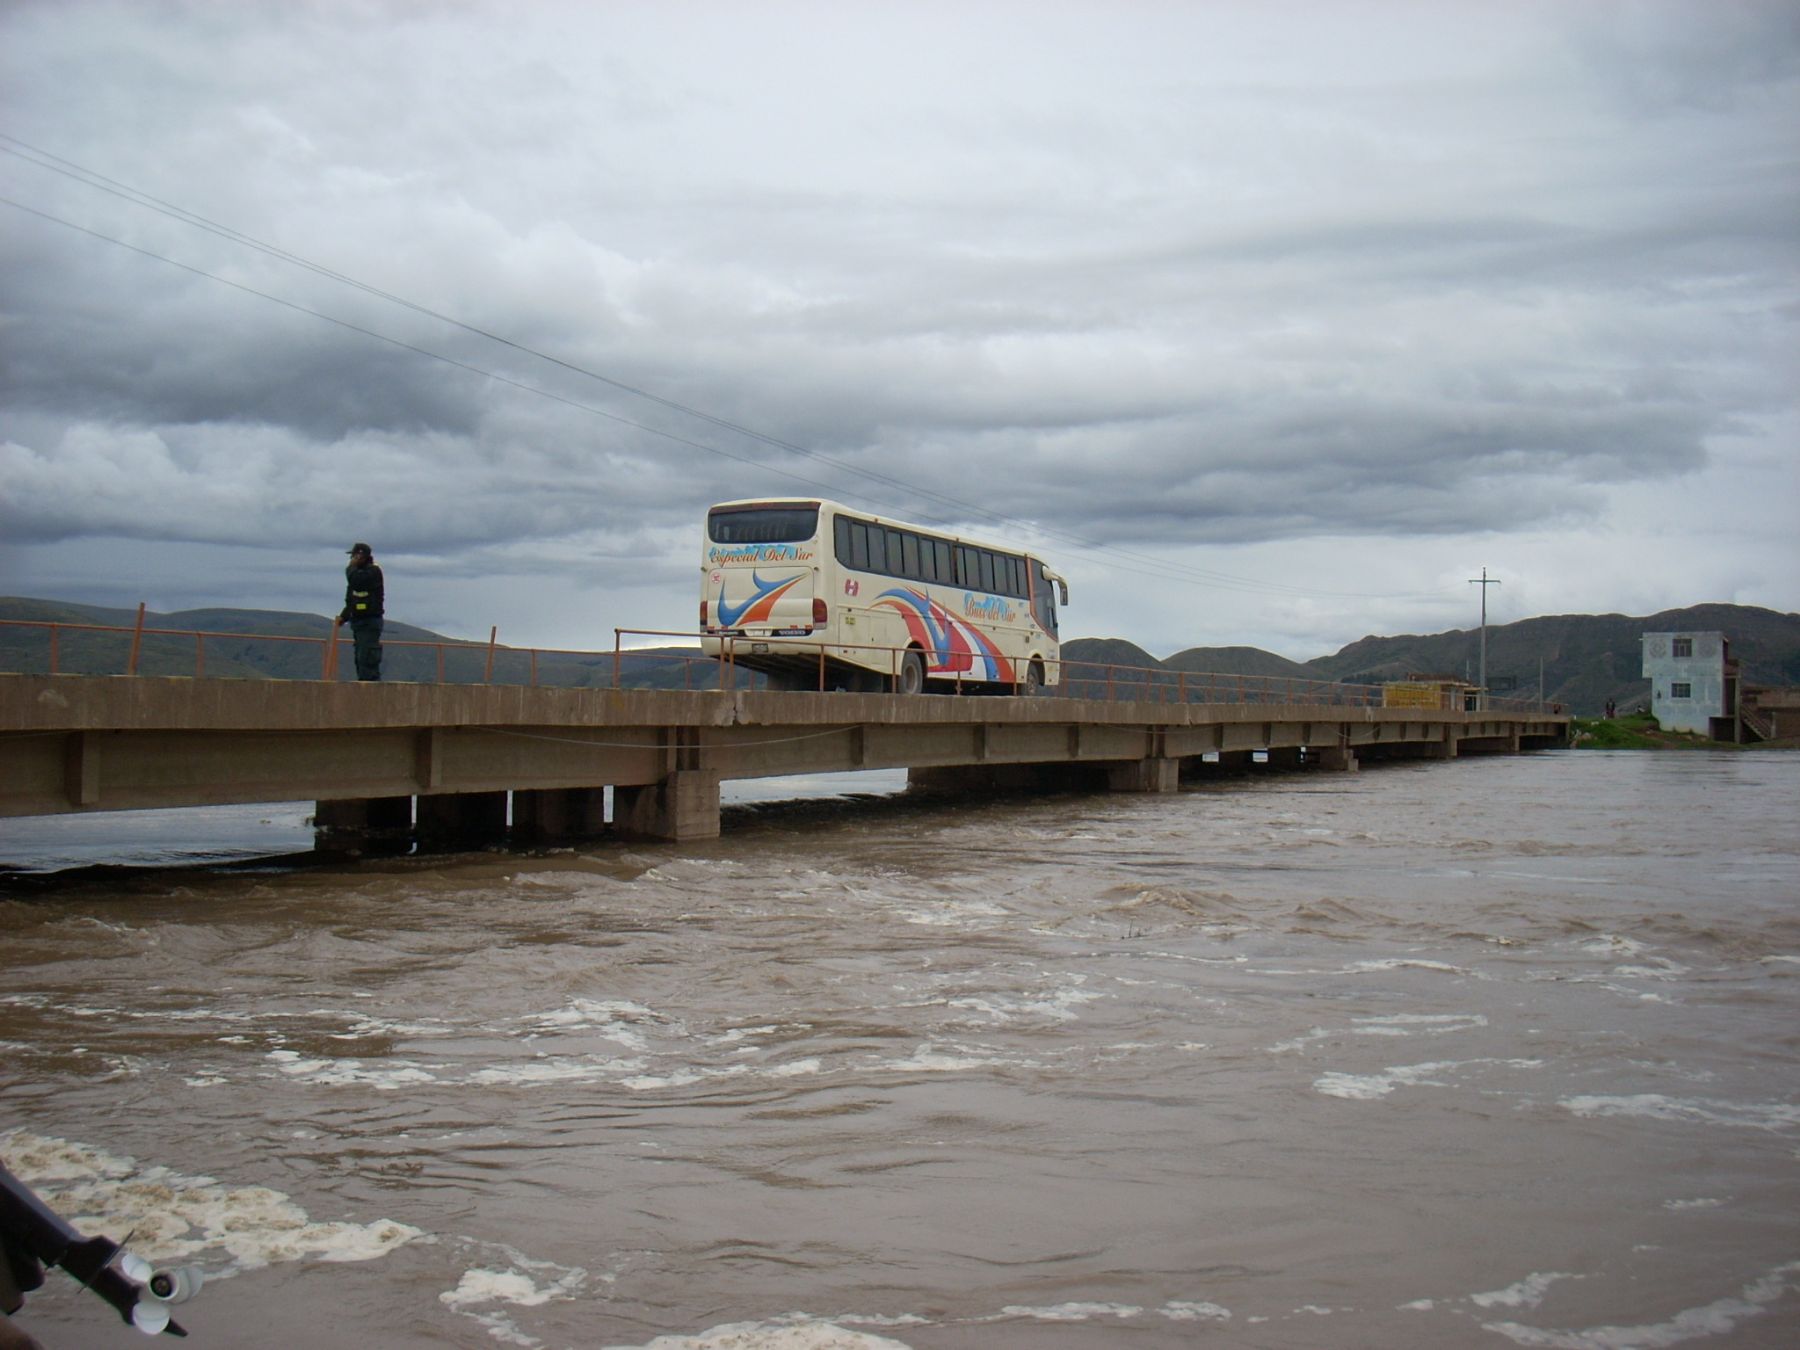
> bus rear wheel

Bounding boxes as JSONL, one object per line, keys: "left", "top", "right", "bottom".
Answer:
{"left": 896, "top": 650, "right": 926, "bottom": 696}
{"left": 1021, "top": 659, "right": 1045, "bottom": 696}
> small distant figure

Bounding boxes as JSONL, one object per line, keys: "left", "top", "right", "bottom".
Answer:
{"left": 1604, "top": 698, "right": 1616, "bottom": 719}
{"left": 336, "top": 542, "right": 385, "bottom": 681}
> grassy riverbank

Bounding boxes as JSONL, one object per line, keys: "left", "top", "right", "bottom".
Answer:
{"left": 1570, "top": 713, "right": 1739, "bottom": 750}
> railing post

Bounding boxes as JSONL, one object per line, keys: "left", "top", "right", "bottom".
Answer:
{"left": 484, "top": 626, "right": 498, "bottom": 683}
{"left": 127, "top": 602, "right": 147, "bottom": 675}
{"left": 49, "top": 623, "right": 60, "bottom": 676}
{"left": 322, "top": 621, "right": 338, "bottom": 680}
{"left": 195, "top": 633, "right": 206, "bottom": 679}
{"left": 530, "top": 649, "right": 539, "bottom": 687}
{"left": 614, "top": 630, "right": 623, "bottom": 690}
{"left": 436, "top": 644, "right": 446, "bottom": 684}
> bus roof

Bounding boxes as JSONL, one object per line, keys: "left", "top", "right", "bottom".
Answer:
{"left": 708, "top": 496, "right": 1052, "bottom": 564}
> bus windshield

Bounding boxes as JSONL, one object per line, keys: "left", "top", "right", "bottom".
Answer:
{"left": 708, "top": 505, "right": 820, "bottom": 545}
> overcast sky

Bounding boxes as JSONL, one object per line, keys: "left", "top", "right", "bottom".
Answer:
{"left": 3, "top": 0, "right": 1795, "bottom": 661}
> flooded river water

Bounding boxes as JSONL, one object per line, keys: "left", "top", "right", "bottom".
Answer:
{"left": 2, "top": 750, "right": 1797, "bottom": 1348}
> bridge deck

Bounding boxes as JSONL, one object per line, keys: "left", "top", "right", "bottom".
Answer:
{"left": 1, "top": 675, "right": 1569, "bottom": 841}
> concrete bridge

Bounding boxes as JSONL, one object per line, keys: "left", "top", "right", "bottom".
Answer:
{"left": 1, "top": 674, "right": 1568, "bottom": 849}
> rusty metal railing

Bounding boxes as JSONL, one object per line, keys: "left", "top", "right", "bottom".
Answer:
{"left": 0, "top": 613, "right": 1557, "bottom": 714}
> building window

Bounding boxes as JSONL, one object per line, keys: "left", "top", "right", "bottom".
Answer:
{"left": 1670, "top": 682, "right": 1692, "bottom": 699}
{"left": 1672, "top": 637, "right": 1692, "bottom": 658}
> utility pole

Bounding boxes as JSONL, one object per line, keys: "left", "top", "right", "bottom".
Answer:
{"left": 1469, "top": 567, "right": 1500, "bottom": 709}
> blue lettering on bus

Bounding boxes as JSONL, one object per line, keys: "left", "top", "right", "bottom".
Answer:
{"left": 708, "top": 544, "right": 815, "bottom": 566}
{"left": 963, "top": 593, "right": 1013, "bottom": 623}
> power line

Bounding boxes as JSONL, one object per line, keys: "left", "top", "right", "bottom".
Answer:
{"left": 2, "top": 136, "right": 1453, "bottom": 604}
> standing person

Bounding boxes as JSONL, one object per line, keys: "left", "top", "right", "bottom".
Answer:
{"left": 336, "top": 542, "right": 385, "bottom": 681}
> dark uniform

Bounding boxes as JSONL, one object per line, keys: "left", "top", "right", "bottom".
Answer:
{"left": 339, "top": 543, "right": 385, "bottom": 681}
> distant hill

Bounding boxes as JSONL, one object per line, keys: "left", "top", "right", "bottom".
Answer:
{"left": 1304, "top": 604, "right": 1800, "bottom": 714}
{"left": 0, "top": 596, "right": 709, "bottom": 690}
{"left": 1165, "top": 645, "right": 1319, "bottom": 681}
{"left": 1068, "top": 602, "right": 1800, "bottom": 714}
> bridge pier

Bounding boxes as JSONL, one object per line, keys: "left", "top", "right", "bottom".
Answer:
{"left": 1105, "top": 757, "right": 1181, "bottom": 792}
{"left": 614, "top": 771, "right": 720, "bottom": 842}
{"left": 416, "top": 791, "right": 508, "bottom": 846}
{"left": 313, "top": 795, "right": 412, "bottom": 854}
{"left": 512, "top": 787, "right": 608, "bottom": 842}
{"left": 1310, "top": 744, "right": 1359, "bottom": 772}
{"left": 1458, "top": 730, "right": 1523, "bottom": 756}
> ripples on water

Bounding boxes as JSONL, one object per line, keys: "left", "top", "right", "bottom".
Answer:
{"left": 2, "top": 752, "right": 1797, "bottom": 1348}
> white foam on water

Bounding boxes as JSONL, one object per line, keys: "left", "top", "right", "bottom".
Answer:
{"left": 1271, "top": 1027, "right": 1330, "bottom": 1053}
{"left": 1341, "top": 958, "right": 1475, "bottom": 976}
{"left": 1355, "top": 1012, "right": 1489, "bottom": 1035}
{"left": 469, "top": 1056, "right": 646, "bottom": 1085}
{"left": 947, "top": 982, "right": 1101, "bottom": 1024}
{"left": 0, "top": 1129, "right": 420, "bottom": 1273}
{"left": 881, "top": 1042, "right": 1034, "bottom": 1074}
{"left": 1316, "top": 1058, "right": 1543, "bottom": 1100}
{"left": 997, "top": 1301, "right": 1143, "bottom": 1321}
{"left": 265, "top": 1048, "right": 439, "bottom": 1090}
{"left": 1582, "top": 935, "right": 1649, "bottom": 956}
{"left": 525, "top": 997, "right": 665, "bottom": 1042}
{"left": 1160, "top": 1299, "right": 1231, "bottom": 1320}
{"left": 342, "top": 1013, "right": 460, "bottom": 1039}
{"left": 601, "top": 1316, "right": 916, "bottom": 1349}
{"left": 1663, "top": 1197, "right": 1727, "bottom": 1211}
{"left": 441, "top": 1264, "right": 588, "bottom": 1309}
{"left": 1560, "top": 1094, "right": 1800, "bottom": 1133}
{"left": 1480, "top": 1259, "right": 1800, "bottom": 1347}
{"left": 440, "top": 1252, "right": 591, "bottom": 1349}
{"left": 889, "top": 898, "right": 1010, "bottom": 927}
{"left": 1472, "top": 1271, "right": 1582, "bottom": 1309}
{"left": 710, "top": 1025, "right": 781, "bottom": 1046}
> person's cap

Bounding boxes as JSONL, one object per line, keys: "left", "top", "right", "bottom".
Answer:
{"left": 347, "top": 542, "right": 372, "bottom": 555}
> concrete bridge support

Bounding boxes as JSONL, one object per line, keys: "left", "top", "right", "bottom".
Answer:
{"left": 1306, "top": 744, "right": 1359, "bottom": 772}
{"left": 416, "top": 790, "right": 508, "bottom": 846}
{"left": 1459, "top": 731, "right": 1523, "bottom": 756}
{"left": 513, "top": 787, "right": 608, "bottom": 842}
{"left": 614, "top": 771, "right": 720, "bottom": 842}
{"left": 313, "top": 794, "right": 412, "bottom": 852}
{"left": 1105, "top": 757, "right": 1181, "bottom": 793}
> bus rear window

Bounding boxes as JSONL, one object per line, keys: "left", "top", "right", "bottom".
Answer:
{"left": 708, "top": 506, "right": 819, "bottom": 544}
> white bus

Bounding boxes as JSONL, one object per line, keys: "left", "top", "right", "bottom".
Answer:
{"left": 700, "top": 497, "right": 1069, "bottom": 694}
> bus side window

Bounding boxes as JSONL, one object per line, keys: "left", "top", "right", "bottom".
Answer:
{"left": 902, "top": 533, "right": 920, "bottom": 579}
{"left": 848, "top": 520, "right": 870, "bottom": 571}
{"left": 834, "top": 515, "right": 851, "bottom": 563}
{"left": 887, "top": 529, "right": 906, "bottom": 577}
{"left": 866, "top": 525, "right": 886, "bottom": 574}
{"left": 935, "top": 540, "right": 954, "bottom": 584}
{"left": 978, "top": 550, "right": 995, "bottom": 594}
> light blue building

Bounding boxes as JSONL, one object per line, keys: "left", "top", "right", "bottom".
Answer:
{"left": 1641, "top": 631, "right": 1739, "bottom": 737}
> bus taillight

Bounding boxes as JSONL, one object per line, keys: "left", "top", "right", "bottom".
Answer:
{"left": 699, "top": 600, "right": 708, "bottom": 629}
{"left": 812, "top": 598, "right": 828, "bottom": 625}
